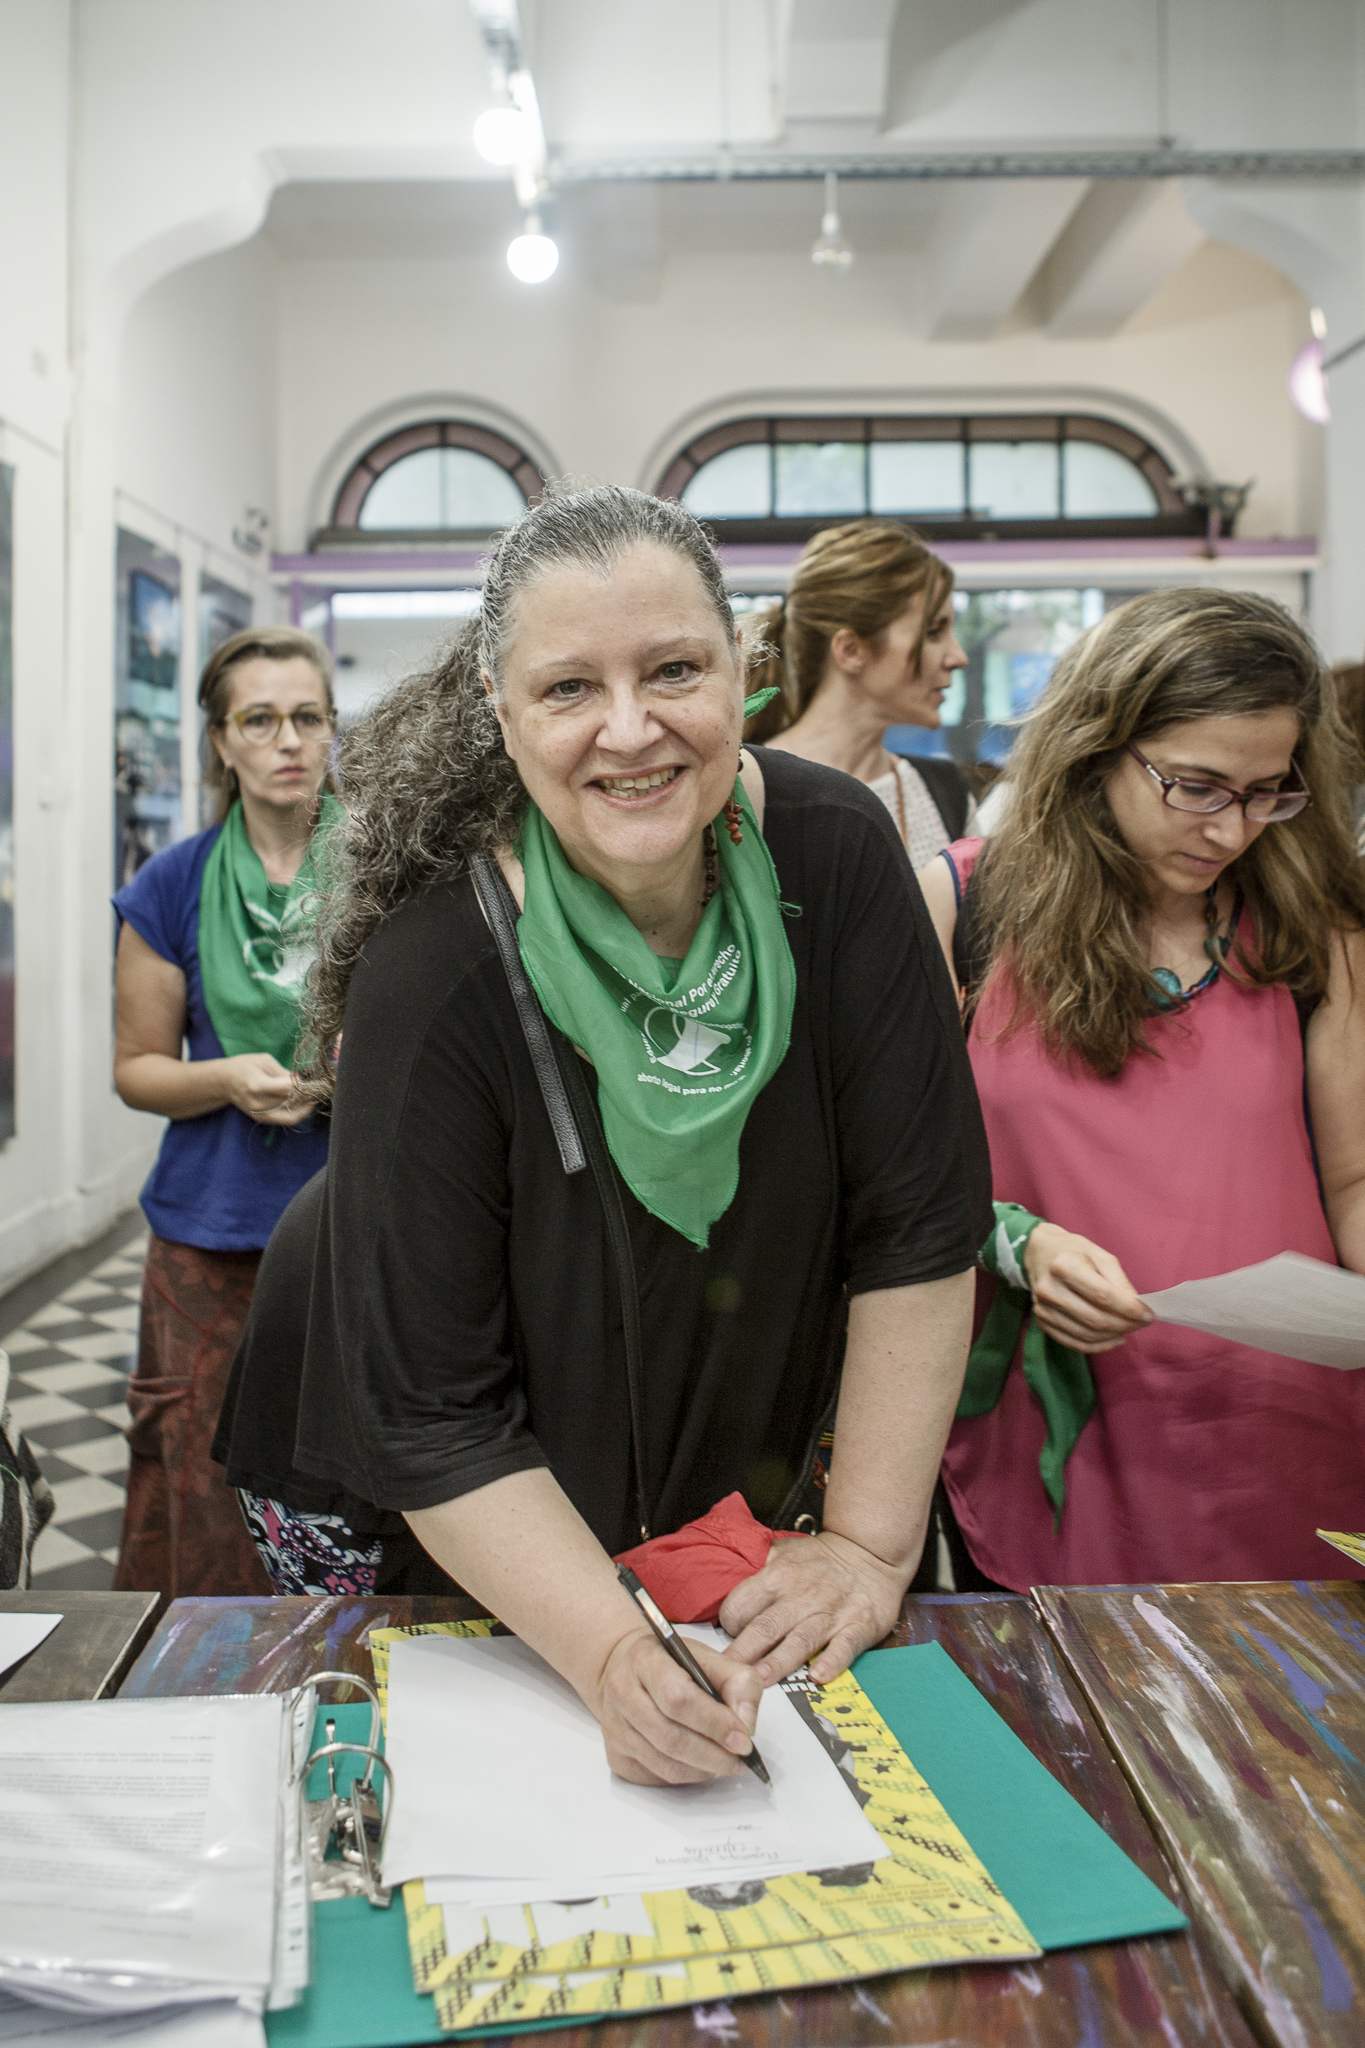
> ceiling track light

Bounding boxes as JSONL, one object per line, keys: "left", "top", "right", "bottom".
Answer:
{"left": 507, "top": 208, "right": 559, "bottom": 284}
{"left": 810, "top": 171, "right": 854, "bottom": 272}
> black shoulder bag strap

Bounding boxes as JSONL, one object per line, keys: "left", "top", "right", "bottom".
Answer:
{"left": 951, "top": 856, "right": 992, "bottom": 1031}
{"left": 909, "top": 756, "right": 971, "bottom": 844}
{"left": 469, "top": 854, "right": 653, "bottom": 1541}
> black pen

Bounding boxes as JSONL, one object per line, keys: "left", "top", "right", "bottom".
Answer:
{"left": 616, "top": 1563, "right": 772, "bottom": 1788}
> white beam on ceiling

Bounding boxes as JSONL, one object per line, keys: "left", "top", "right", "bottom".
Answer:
{"left": 1039, "top": 178, "right": 1205, "bottom": 338}
{"left": 917, "top": 177, "right": 1089, "bottom": 339}
{"left": 783, "top": 0, "right": 901, "bottom": 130}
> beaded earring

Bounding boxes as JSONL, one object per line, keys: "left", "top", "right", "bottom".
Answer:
{"left": 722, "top": 751, "right": 744, "bottom": 845}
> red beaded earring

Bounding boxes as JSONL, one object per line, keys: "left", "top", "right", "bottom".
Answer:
{"left": 723, "top": 749, "right": 744, "bottom": 843}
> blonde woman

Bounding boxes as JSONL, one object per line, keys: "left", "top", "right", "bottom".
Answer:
{"left": 919, "top": 588, "right": 1365, "bottom": 1590}
{"left": 745, "top": 523, "right": 973, "bottom": 865}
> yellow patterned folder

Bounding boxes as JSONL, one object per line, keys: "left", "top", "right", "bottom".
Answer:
{"left": 367, "top": 1621, "right": 1039, "bottom": 2033}
{"left": 1317, "top": 1529, "right": 1365, "bottom": 1569}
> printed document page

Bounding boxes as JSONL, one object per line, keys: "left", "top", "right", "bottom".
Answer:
{"left": 1141, "top": 1251, "right": 1365, "bottom": 1370}
{"left": 0, "top": 1696, "right": 284, "bottom": 2006}
{"left": 382, "top": 1630, "right": 887, "bottom": 1891}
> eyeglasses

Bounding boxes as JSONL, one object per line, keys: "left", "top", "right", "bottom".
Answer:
{"left": 220, "top": 704, "right": 336, "bottom": 747}
{"left": 1126, "top": 741, "right": 1311, "bottom": 823}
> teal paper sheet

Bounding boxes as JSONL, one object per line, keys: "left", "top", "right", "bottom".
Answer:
{"left": 270, "top": 1639, "right": 1186, "bottom": 2048}
{"left": 852, "top": 1639, "right": 1186, "bottom": 1950}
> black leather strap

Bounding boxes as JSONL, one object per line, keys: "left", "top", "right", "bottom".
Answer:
{"left": 908, "top": 755, "right": 971, "bottom": 843}
{"left": 470, "top": 855, "right": 585, "bottom": 1176}
{"left": 550, "top": 1035, "right": 652, "bottom": 1544}
{"left": 470, "top": 853, "right": 652, "bottom": 1541}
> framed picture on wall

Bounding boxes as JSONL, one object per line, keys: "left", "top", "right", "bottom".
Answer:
{"left": 114, "top": 542, "right": 182, "bottom": 889}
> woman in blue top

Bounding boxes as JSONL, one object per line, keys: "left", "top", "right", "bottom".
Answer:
{"left": 111, "top": 626, "right": 339, "bottom": 1599}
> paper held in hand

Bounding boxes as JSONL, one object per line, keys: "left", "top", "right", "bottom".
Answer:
{"left": 1140, "top": 1251, "right": 1365, "bottom": 1370}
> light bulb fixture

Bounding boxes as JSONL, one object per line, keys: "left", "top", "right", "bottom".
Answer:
{"left": 473, "top": 104, "right": 533, "bottom": 165}
{"left": 1289, "top": 313, "right": 1330, "bottom": 424}
{"left": 810, "top": 172, "right": 854, "bottom": 272}
{"left": 507, "top": 211, "right": 558, "bottom": 284}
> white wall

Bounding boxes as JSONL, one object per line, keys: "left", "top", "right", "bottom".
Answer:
{"left": 0, "top": 0, "right": 88, "bottom": 1285}
{"left": 276, "top": 235, "right": 1317, "bottom": 553}
{"left": 117, "top": 239, "right": 279, "bottom": 565}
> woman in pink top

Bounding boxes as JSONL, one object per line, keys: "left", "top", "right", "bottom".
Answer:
{"left": 919, "top": 588, "right": 1365, "bottom": 1591}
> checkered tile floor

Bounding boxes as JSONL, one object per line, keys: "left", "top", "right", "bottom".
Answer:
{"left": 5, "top": 1225, "right": 148, "bottom": 1590}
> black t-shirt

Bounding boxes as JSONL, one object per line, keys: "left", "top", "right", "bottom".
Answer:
{"left": 216, "top": 749, "right": 992, "bottom": 1559}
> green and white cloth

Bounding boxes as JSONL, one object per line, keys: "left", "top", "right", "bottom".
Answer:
{"left": 197, "top": 795, "right": 344, "bottom": 1068}
{"left": 515, "top": 724, "right": 795, "bottom": 1249}
{"left": 957, "top": 1201, "right": 1095, "bottom": 1521}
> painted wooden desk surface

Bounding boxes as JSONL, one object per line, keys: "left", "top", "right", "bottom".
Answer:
{"left": 1036, "top": 1579, "right": 1365, "bottom": 2048}
{"left": 122, "top": 1592, "right": 1254, "bottom": 2048}
{"left": 0, "top": 1588, "right": 158, "bottom": 1700}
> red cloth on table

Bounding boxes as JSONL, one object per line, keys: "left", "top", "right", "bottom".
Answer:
{"left": 614, "top": 1492, "right": 799, "bottom": 1623}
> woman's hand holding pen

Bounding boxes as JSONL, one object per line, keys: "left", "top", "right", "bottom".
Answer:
{"left": 718, "top": 1530, "right": 907, "bottom": 1687}
{"left": 593, "top": 1628, "right": 763, "bottom": 1788}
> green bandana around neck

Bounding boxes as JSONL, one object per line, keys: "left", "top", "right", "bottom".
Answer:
{"left": 198, "top": 794, "right": 345, "bottom": 1069}
{"left": 515, "top": 749, "right": 795, "bottom": 1248}
{"left": 957, "top": 1201, "right": 1095, "bottom": 1524}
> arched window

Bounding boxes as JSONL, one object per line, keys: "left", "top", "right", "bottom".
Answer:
{"left": 327, "top": 422, "right": 545, "bottom": 539}
{"left": 656, "top": 414, "right": 1195, "bottom": 542}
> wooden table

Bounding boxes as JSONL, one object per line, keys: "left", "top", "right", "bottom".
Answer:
{"left": 124, "top": 1592, "right": 1255, "bottom": 2047}
{"left": 0, "top": 1588, "right": 158, "bottom": 1700}
{"left": 1036, "top": 1580, "right": 1365, "bottom": 2048}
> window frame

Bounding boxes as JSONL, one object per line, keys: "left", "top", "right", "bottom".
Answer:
{"left": 322, "top": 421, "right": 546, "bottom": 543}
{"left": 658, "top": 413, "right": 1200, "bottom": 543}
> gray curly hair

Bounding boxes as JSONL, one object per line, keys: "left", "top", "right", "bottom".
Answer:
{"left": 294, "top": 483, "right": 736, "bottom": 1100}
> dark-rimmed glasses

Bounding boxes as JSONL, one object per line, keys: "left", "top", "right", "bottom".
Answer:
{"left": 220, "top": 704, "right": 336, "bottom": 747}
{"left": 1126, "top": 741, "right": 1311, "bottom": 823}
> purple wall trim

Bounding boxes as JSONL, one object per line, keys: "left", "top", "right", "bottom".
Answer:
{"left": 272, "top": 550, "right": 487, "bottom": 575}
{"left": 273, "top": 537, "right": 1318, "bottom": 585}
{"left": 717, "top": 537, "right": 1320, "bottom": 568}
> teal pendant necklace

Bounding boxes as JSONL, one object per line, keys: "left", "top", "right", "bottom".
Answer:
{"left": 1151, "top": 885, "right": 1229, "bottom": 1005}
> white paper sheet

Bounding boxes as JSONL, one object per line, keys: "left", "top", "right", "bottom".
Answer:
{"left": 1140, "top": 1251, "right": 1365, "bottom": 1370}
{"left": 382, "top": 1631, "right": 886, "bottom": 1892}
{"left": 0, "top": 1994, "right": 263, "bottom": 2048}
{"left": 0, "top": 1613, "right": 62, "bottom": 1682}
{"left": 0, "top": 1696, "right": 284, "bottom": 2006}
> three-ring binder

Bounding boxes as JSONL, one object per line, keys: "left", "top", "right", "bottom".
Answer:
{"left": 290, "top": 1669, "right": 395, "bottom": 1908}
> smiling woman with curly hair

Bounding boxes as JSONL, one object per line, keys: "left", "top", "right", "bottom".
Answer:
{"left": 215, "top": 483, "right": 992, "bottom": 1788}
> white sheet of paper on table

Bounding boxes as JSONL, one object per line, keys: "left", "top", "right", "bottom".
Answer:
{"left": 1140, "top": 1251, "right": 1365, "bottom": 1370}
{"left": 0, "top": 1991, "right": 265, "bottom": 2048}
{"left": 382, "top": 1629, "right": 887, "bottom": 1892}
{"left": 0, "top": 1613, "right": 62, "bottom": 1683}
{"left": 0, "top": 1695, "right": 285, "bottom": 2009}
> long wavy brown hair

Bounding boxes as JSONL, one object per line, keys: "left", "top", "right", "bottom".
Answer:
{"left": 972, "top": 587, "right": 1365, "bottom": 1078}
{"left": 742, "top": 522, "right": 952, "bottom": 742}
{"left": 292, "top": 622, "right": 524, "bottom": 1102}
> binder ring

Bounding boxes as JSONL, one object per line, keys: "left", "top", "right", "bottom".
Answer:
{"left": 288, "top": 1668, "right": 383, "bottom": 1775}
{"left": 298, "top": 1742, "right": 395, "bottom": 1856}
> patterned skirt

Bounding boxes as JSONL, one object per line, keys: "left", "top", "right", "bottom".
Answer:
{"left": 113, "top": 1236, "right": 273, "bottom": 1602}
